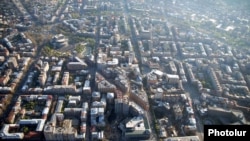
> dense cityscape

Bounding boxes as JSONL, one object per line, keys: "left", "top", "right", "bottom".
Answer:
{"left": 0, "top": 0, "right": 250, "bottom": 141}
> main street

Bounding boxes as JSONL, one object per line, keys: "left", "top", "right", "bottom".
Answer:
{"left": 167, "top": 3, "right": 205, "bottom": 139}
{"left": 183, "top": 83, "right": 204, "bottom": 141}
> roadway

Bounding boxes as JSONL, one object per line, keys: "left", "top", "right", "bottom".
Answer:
{"left": 167, "top": 4, "right": 205, "bottom": 139}
{"left": 123, "top": 0, "right": 157, "bottom": 140}
{"left": 183, "top": 83, "right": 204, "bottom": 141}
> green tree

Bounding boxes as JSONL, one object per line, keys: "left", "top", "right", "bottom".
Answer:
{"left": 75, "top": 44, "right": 86, "bottom": 54}
{"left": 86, "top": 38, "right": 95, "bottom": 48}
{"left": 23, "top": 126, "right": 29, "bottom": 134}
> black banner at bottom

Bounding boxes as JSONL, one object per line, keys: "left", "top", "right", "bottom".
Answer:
{"left": 204, "top": 125, "right": 250, "bottom": 141}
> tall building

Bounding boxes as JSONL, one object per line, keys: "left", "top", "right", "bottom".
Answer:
{"left": 0, "top": 75, "right": 10, "bottom": 86}
{"left": 169, "top": 61, "right": 177, "bottom": 74}
{"left": 83, "top": 80, "right": 91, "bottom": 94}
{"left": 39, "top": 71, "right": 47, "bottom": 87}
{"left": 7, "top": 57, "right": 18, "bottom": 69}
{"left": 115, "top": 95, "right": 129, "bottom": 116}
{"left": 128, "top": 52, "right": 135, "bottom": 65}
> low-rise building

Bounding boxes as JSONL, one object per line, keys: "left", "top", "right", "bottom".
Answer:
{"left": 123, "top": 116, "right": 151, "bottom": 140}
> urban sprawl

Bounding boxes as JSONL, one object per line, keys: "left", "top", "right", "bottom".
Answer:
{"left": 0, "top": 0, "right": 250, "bottom": 141}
